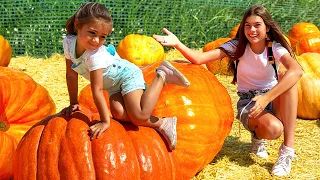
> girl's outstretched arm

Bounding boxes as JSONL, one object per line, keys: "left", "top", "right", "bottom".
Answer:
{"left": 153, "top": 28, "right": 227, "bottom": 64}
{"left": 89, "top": 69, "right": 110, "bottom": 140}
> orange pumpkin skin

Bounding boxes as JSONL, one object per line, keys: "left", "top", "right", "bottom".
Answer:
{"left": 13, "top": 109, "right": 182, "bottom": 180}
{"left": 0, "top": 35, "right": 12, "bottom": 67}
{"left": 143, "top": 62, "right": 234, "bottom": 178}
{"left": 0, "top": 67, "right": 56, "bottom": 179}
{"left": 203, "top": 38, "right": 232, "bottom": 75}
{"left": 117, "top": 34, "right": 165, "bottom": 66}
{"left": 288, "top": 22, "right": 320, "bottom": 48}
{"left": 295, "top": 33, "right": 320, "bottom": 55}
{"left": 296, "top": 53, "right": 320, "bottom": 119}
{"left": 228, "top": 24, "right": 240, "bottom": 39}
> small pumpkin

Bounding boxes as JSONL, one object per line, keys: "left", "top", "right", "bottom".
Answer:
{"left": 0, "top": 67, "right": 56, "bottom": 179}
{"left": 228, "top": 24, "right": 240, "bottom": 39}
{"left": 13, "top": 62, "right": 234, "bottom": 179}
{"left": 117, "top": 34, "right": 165, "bottom": 66}
{"left": 203, "top": 38, "right": 232, "bottom": 75}
{"left": 0, "top": 35, "right": 12, "bottom": 67}
{"left": 288, "top": 22, "right": 320, "bottom": 48}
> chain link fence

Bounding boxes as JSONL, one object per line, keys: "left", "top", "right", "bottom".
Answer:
{"left": 0, "top": 0, "right": 319, "bottom": 57}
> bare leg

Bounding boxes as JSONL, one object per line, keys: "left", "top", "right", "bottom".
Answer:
{"left": 277, "top": 81, "right": 298, "bottom": 148}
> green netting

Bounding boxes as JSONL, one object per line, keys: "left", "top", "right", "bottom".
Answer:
{"left": 0, "top": 0, "right": 319, "bottom": 57}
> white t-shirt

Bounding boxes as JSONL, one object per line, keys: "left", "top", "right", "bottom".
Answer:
{"left": 220, "top": 40, "right": 289, "bottom": 91}
{"left": 62, "top": 35, "right": 115, "bottom": 77}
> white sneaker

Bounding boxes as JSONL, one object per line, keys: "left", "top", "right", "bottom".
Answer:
{"left": 251, "top": 135, "right": 268, "bottom": 158}
{"left": 157, "top": 116, "right": 177, "bottom": 150}
{"left": 272, "top": 144, "right": 296, "bottom": 176}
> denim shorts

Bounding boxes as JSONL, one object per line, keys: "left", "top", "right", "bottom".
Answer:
{"left": 236, "top": 89, "right": 273, "bottom": 132}
{"left": 102, "top": 59, "right": 146, "bottom": 97}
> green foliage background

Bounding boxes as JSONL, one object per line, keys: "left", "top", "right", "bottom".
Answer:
{"left": 0, "top": 0, "right": 319, "bottom": 57}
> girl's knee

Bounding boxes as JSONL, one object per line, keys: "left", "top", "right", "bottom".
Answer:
{"left": 258, "top": 119, "right": 283, "bottom": 139}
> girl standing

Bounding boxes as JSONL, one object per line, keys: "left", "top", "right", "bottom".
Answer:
{"left": 61, "top": 2, "right": 190, "bottom": 150}
{"left": 153, "top": 4, "right": 303, "bottom": 176}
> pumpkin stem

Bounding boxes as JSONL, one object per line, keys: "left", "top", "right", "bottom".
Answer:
{"left": 0, "top": 121, "right": 9, "bottom": 131}
{"left": 0, "top": 114, "right": 9, "bottom": 131}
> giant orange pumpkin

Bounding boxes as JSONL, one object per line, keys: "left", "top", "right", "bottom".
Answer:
{"left": 117, "top": 34, "right": 165, "bottom": 66}
{"left": 0, "top": 67, "right": 56, "bottom": 180}
{"left": 203, "top": 38, "right": 232, "bottom": 76}
{"left": 288, "top": 22, "right": 320, "bottom": 48}
{"left": 0, "top": 35, "right": 12, "bottom": 67}
{"left": 13, "top": 62, "right": 234, "bottom": 179}
{"left": 295, "top": 33, "right": 320, "bottom": 55}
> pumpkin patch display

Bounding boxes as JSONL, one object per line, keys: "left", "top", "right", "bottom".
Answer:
{"left": 117, "top": 34, "right": 165, "bottom": 66}
{"left": 0, "top": 35, "right": 12, "bottom": 67}
{"left": 13, "top": 62, "right": 234, "bottom": 179}
{"left": 203, "top": 38, "right": 232, "bottom": 75}
{"left": 0, "top": 67, "right": 56, "bottom": 180}
{"left": 287, "top": 22, "right": 320, "bottom": 48}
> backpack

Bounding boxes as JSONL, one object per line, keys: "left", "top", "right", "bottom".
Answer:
{"left": 234, "top": 41, "right": 278, "bottom": 81}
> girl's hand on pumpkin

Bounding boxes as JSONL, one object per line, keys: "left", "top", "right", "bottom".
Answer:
{"left": 152, "top": 28, "right": 180, "bottom": 47}
{"left": 61, "top": 104, "right": 81, "bottom": 116}
{"left": 249, "top": 95, "right": 269, "bottom": 118}
{"left": 89, "top": 121, "right": 110, "bottom": 140}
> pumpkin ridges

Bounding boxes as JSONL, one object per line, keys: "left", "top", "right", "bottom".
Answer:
{"left": 58, "top": 112, "right": 95, "bottom": 180}
{"left": 91, "top": 119, "right": 140, "bottom": 180}
{"left": 13, "top": 123, "right": 45, "bottom": 180}
{"left": 9, "top": 85, "right": 56, "bottom": 123}
{"left": 295, "top": 53, "right": 320, "bottom": 119}
{"left": 37, "top": 116, "right": 67, "bottom": 180}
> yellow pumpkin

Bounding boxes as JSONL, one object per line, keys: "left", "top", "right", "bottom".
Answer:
{"left": 296, "top": 53, "right": 320, "bottom": 119}
{"left": 203, "top": 38, "right": 232, "bottom": 75}
{"left": 0, "top": 35, "right": 12, "bottom": 67}
{"left": 279, "top": 53, "right": 320, "bottom": 119}
{"left": 117, "top": 34, "right": 165, "bottom": 66}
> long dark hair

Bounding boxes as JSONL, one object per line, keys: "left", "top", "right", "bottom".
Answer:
{"left": 229, "top": 4, "right": 295, "bottom": 84}
{"left": 65, "top": 2, "right": 113, "bottom": 35}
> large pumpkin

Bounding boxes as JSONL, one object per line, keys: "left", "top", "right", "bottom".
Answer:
{"left": 0, "top": 67, "right": 56, "bottom": 180}
{"left": 117, "top": 34, "right": 165, "bottom": 66}
{"left": 288, "top": 22, "right": 320, "bottom": 48}
{"left": 295, "top": 32, "right": 320, "bottom": 55}
{"left": 0, "top": 35, "right": 12, "bottom": 67}
{"left": 296, "top": 53, "right": 320, "bottom": 119}
{"left": 13, "top": 62, "right": 234, "bottom": 179}
{"left": 203, "top": 38, "right": 232, "bottom": 76}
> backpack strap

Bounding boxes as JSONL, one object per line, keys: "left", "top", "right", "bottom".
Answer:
{"left": 266, "top": 41, "right": 278, "bottom": 80}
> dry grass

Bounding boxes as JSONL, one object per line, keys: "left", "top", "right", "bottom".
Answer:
{"left": 9, "top": 49, "right": 320, "bottom": 180}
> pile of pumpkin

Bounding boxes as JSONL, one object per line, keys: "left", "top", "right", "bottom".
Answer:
{"left": 0, "top": 34, "right": 234, "bottom": 179}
